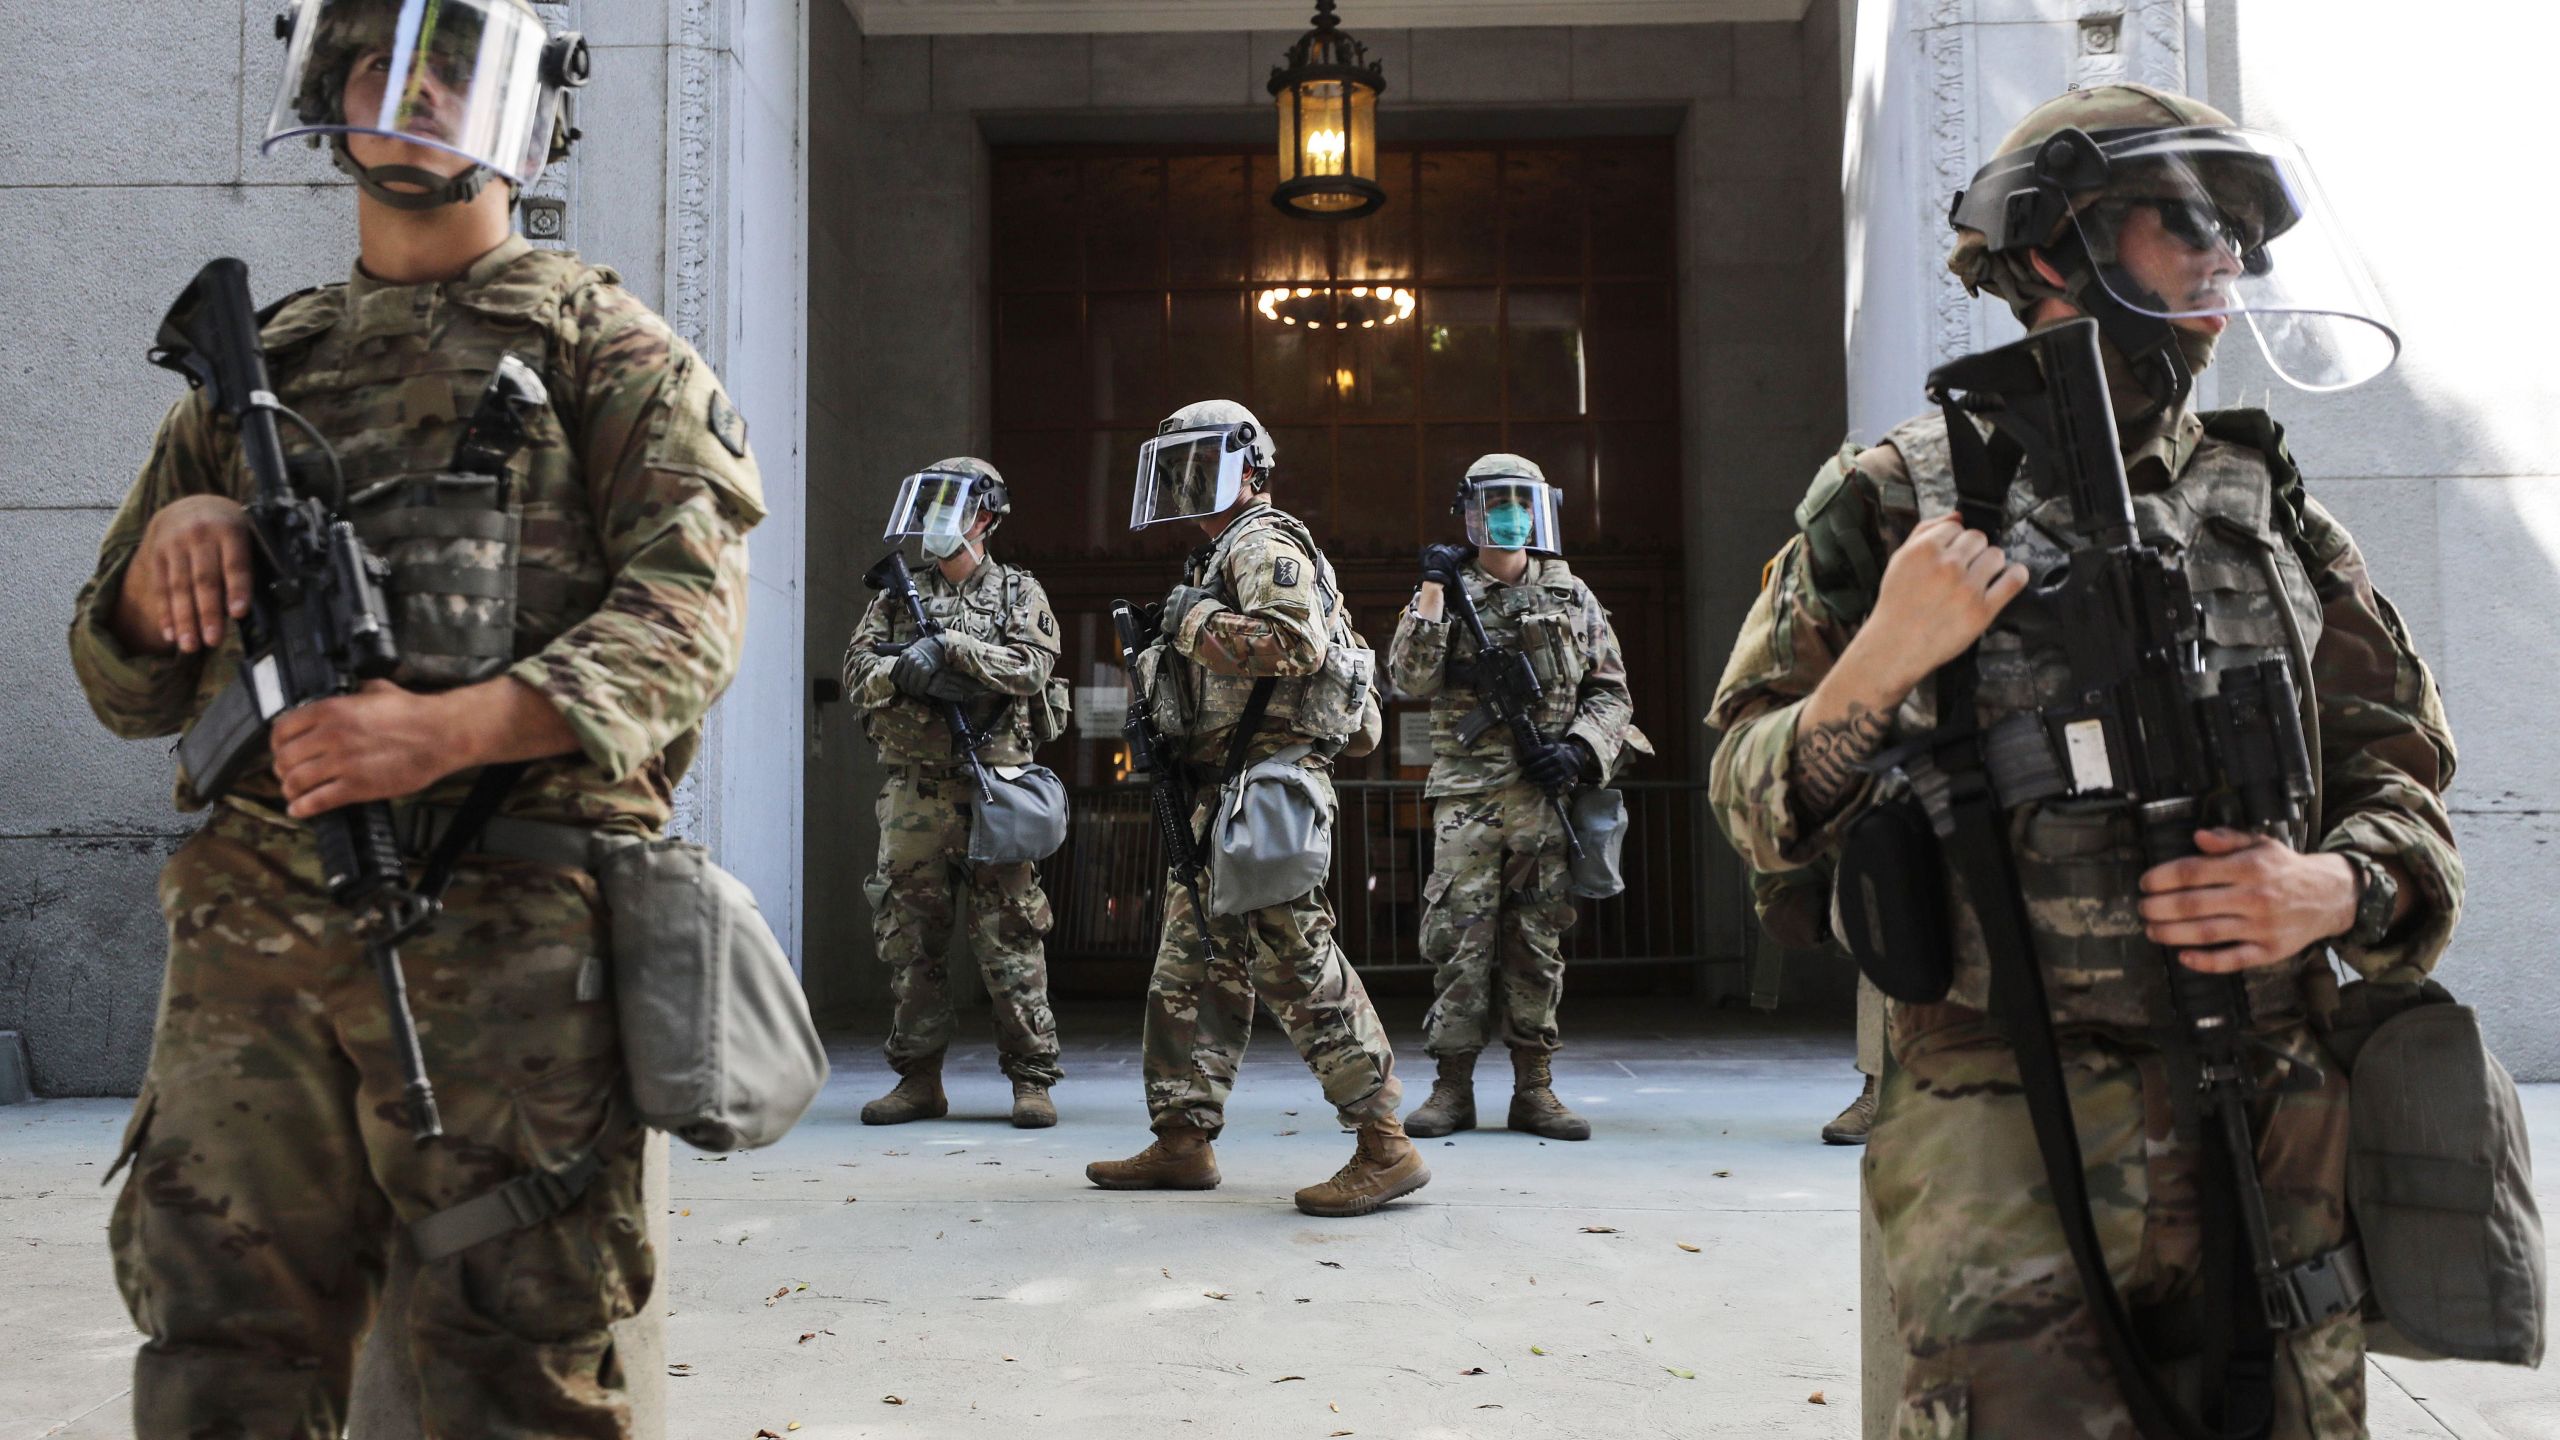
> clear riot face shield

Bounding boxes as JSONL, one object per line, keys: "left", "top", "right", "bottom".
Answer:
{"left": 1129, "top": 425, "right": 1255, "bottom": 529}
{"left": 1460, "top": 476, "right": 1562, "bottom": 555}
{"left": 2063, "top": 127, "right": 2398, "bottom": 391}
{"left": 883, "top": 470, "right": 988, "bottom": 550}
{"left": 265, "top": 0, "right": 568, "bottom": 187}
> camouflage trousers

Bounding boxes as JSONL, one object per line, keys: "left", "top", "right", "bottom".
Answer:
{"left": 1141, "top": 785, "right": 1400, "bottom": 1137}
{"left": 864, "top": 770, "right": 1061, "bottom": 1085}
{"left": 1417, "top": 782, "right": 1576, "bottom": 1057}
{"left": 1867, "top": 1018, "right": 2360, "bottom": 1439}
{"left": 112, "top": 804, "right": 650, "bottom": 1440}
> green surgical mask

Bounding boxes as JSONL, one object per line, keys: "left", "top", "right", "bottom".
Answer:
{"left": 1485, "top": 507, "right": 1535, "bottom": 550}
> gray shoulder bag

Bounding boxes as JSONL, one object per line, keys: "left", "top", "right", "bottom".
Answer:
{"left": 2323, "top": 977, "right": 2545, "bottom": 1365}
{"left": 969, "top": 763, "right": 1070, "bottom": 864}
{"left": 1566, "top": 787, "right": 1628, "bottom": 899}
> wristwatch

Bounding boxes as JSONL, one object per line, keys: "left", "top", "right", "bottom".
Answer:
{"left": 2337, "top": 850, "right": 2400, "bottom": 948}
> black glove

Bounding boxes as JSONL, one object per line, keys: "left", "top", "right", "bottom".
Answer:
{"left": 888, "top": 634, "right": 949, "bottom": 698}
{"left": 1161, "top": 584, "right": 1220, "bottom": 636}
{"left": 1523, "top": 737, "right": 1594, "bottom": 792}
{"left": 1420, "top": 542, "right": 1474, "bottom": 589}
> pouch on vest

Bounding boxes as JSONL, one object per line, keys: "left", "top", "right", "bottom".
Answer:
{"left": 968, "top": 763, "right": 1070, "bottom": 864}
{"left": 594, "top": 837, "right": 829, "bottom": 1152}
{"left": 347, "top": 470, "right": 524, "bottom": 689}
{"left": 2324, "top": 979, "right": 2546, "bottom": 1366}
{"left": 1131, "top": 638, "right": 1194, "bottom": 737}
{"left": 1208, "top": 745, "right": 1333, "bottom": 916}
{"left": 1026, "top": 676, "right": 1073, "bottom": 746}
{"left": 1836, "top": 790, "right": 1955, "bottom": 1003}
{"left": 1293, "top": 639, "right": 1378, "bottom": 748}
{"left": 1566, "top": 786, "right": 1629, "bottom": 899}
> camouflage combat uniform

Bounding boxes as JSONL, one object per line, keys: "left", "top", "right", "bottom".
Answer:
{"left": 1708, "top": 405, "right": 2461, "bottom": 1438}
{"left": 840, "top": 559, "right": 1064, "bottom": 1085}
{"left": 1140, "top": 500, "right": 1400, "bottom": 1136}
{"left": 1386, "top": 557, "right": 1645, "bottom": 1057}
{"left": 69, "top": 235, "right": 763, "bottom": 1440}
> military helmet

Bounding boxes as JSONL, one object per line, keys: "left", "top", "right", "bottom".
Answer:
{"left": 1128, "top": 399, "right": 1273, "bottom": 530}
{"left": 1161, "top": 399, "right": 1277, "bottom": 474}
{"left": 926, "top": 456, "right": 1012, "bottom": 518}
{"left": 1947, "top": 82, "right": 2395, "bottom": 395}
{"left": 1454, "top": 452, "right": 1562, "bottom": 556}
{"left": 267, "top": 0, "right": 590, "bottom": 210}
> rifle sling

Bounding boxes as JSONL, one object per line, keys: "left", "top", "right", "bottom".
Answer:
{"left": 1933, "top": 399, "right": 2273, "bottom": 1440}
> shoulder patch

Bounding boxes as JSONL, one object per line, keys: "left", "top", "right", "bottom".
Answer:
{"left": 708, "top": 390, "right": 750, "bottom": 458}
{"left": 1274, "top": 556, "right": 1301, "bottom": 588}
{"left": 1037, "top": 609, "right": 1054, "bottom": 637}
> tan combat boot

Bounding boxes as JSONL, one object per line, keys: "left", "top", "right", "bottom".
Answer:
{"left": 1404, "top": 1051, "right": 1478, "bottom": 1138}
{"left": 1085, "top": 1122, "right": 1220, "bottom": 1190}
{"left": 1293, "top": 1115, "right": 1432, "bottom": 1217}
{"left": 1821, "top": 1073, "right": 1879, "bottom": 1146}
{"left": 1506, "top": 1047, "right": 1591, "bottom": 1141}
{"left": 860, "top": 1053, "right": 949, "bottom": 1126}
{"left": 1010, "top": 1078, "right": 1058, "bottom": 1129}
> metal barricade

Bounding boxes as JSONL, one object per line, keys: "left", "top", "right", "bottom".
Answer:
{"left": 1040, "top": 779, "right": 1741, "bottom": 982}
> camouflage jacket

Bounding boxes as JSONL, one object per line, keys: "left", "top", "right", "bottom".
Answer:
{"left": 840, "top": 555, "right": 1062, "bottom": 768}
{"left": 68, "top": 236, "right": 765, "bottom": 836}
{"left": 1160, "top": 501, "right": 1351, "bottom": 767}
{"left": 1708, "top": 407, "right": 2461, "bottom": 1040}
{"left": 1387, "top": 556, "right": 1649, "bottom": 798}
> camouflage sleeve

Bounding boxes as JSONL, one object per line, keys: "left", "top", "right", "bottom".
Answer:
{"left": 1386, "top": 594, "right": 1450, "bottom": 699}
{"left": 66, "top": 394, "right": 229, "bottom": 739}
{"left": 507, "top": 292, "right": 767, "bottom": 783}
{"left": 842, "top": 591, "right": 902, "bottom": 711}
{"left": 945, "top": 569, "right": 1060, "bottom": 698}
{"left": 1565, "top": 581, "right": 1644, "bottom": 783}
{"left": 1707, "top": 534, "right": 1870, "bottom": 873}
{"left": 2295, "top": 495, "right": 2463, "bottom": 983}
{"left": 1173, "top": 516, "right": 1328, "bottom": 679}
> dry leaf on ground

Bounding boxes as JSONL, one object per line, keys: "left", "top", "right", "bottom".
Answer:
{"left": 1676, "top": 1242, "right": 1701, "bottom": 1253}
{"left": 1530, "top": 1345, "right": 1548, "bottom": 1356}
{"left": 1273, "top": 1376, "right": 1305, "bottom": 1384}
{"left": 1713, "top": 1170, "right": 1731, "bottom": 1178}
{"left": 1665, "top": 1367, "right": 1696, "bottom": 1380}
{"left": 882, "top": 1395, "right": 906, "bottom": 1405}
{"left": 1460, "top": 1367, "right": 1486, "bottom": 1376}
{"left": 1578, "top": 1226, "right": 1619, "bottom": 1234}
{"left": 1809, "top": 1391, "right": 1827, "bottom": 1405}
{"left": 1203, "top": 1291, "right": 1231, "bottom": 1301}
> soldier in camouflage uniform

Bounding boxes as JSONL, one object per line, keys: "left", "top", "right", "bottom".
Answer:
{"left": 1085, "top": 399, "right": 1427, "bottom": 1218}
{"left": 840, "top": 458, "right": 1068, "bottom": 1128}
{"left": 1709, "top": 85, "right": 2459, "bottom": 1438}
{"left": 67, "top": 5, "right": 762, "bottom": 1434}
{"left": 1387, "top": 454, "right": 1650, "bottom": 1142}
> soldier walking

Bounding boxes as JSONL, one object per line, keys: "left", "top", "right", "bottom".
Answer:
{"left": 1085, "top": 399, "right": 1427, "bottom": 1218}
{"left": 70, "top": 2, "right": 763, "bottom": 1433}
{"left": 842, "top": 459, "right": 1070, "bottom": 1128}
{"left": 1387, "top": 455, "right": 1649, "bottom": 1142}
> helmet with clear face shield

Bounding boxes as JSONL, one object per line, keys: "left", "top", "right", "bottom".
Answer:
{"left": 265, "top": 0, "right": 590, "bottom": 211}
{"left": 1949, "top": 83, "right": 2396, "bottom": 396}
{"left": 885, "top": 457, "right": 1010, "bottom": 559}
{"left": 1128, "top": 399, "right": 1276, "bottom": 530}
{"left": 1454, "top": 453, "right": 1562, "bottom": 556}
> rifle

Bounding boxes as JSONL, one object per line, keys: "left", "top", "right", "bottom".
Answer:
{"left": 863, "top": 548, "right": 996, "bottom": 804}
{"left": 1918, "top": 317, "right": 2332, "bottom": 1440}
{"left": 1439, "top": 570, "right": 1583, "bottom": 858}
{"left": 1111, "top": 599, "right": 1220, "bottom": 947}
{"left": 152, "top": 258, "right": 455, "bottom": 1141}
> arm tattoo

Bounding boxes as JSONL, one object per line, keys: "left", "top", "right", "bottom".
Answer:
{"left": 1792, "top": 702, "right": 1892, "bottom": 816}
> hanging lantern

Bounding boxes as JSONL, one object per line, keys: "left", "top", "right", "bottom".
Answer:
{"left": 1268, "top": 0, "right": 1386, "bottom": 220}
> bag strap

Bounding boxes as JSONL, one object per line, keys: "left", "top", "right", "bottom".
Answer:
{"left": 1931, "top": 397, "right": 2275, "bottom": 1440}
{"left": 410, "top": 1090, "right": 640, "bottom": 1262}
{"left": 415, "top": 762, "right": 534, "bottom": 902}
{"left": 1221, "top": 678, "right": 1279, "bottom": 786}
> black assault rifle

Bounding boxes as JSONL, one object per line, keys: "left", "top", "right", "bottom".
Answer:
{"left": 1919, "top": 317, "right": 2343, "bottom": 1440}
{"left": 152, "top": 258, "right": 520, "bottom": 1143}
{"left": 1440, "top": 569, "right": 1582, "bottom": 858}
{"left": 864, "top": 548, "right": 997, "bottom": 803}
{"left": 1110, "top": 600, "right": 1215, "bottom": 933}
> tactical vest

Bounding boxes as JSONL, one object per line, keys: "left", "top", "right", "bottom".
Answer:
{"left": 1882, "top": 410, "right": 2326, "bottom": 1034}
{"left": 1158, "top": 506, "right": 1374, "bottom": 748}
{"left": 863, "top": 561, "right": 1057, "bottom": 767}
{"left": 261, "top": 247, "right": 615, "bottom": 690}
{"left": 1427, "top": 559, "right": 1592, "bottom": 759}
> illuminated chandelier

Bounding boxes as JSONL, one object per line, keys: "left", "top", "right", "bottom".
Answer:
{"left": 1255, "top": 283, "right": 1416, "bottom": 331}
{"left": 1267, "top": 0, "right": 1387, "bottom": 219}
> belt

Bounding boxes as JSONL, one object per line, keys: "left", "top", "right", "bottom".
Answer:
{"left": 391, "top": 803, "right": 600, "bottom": 873}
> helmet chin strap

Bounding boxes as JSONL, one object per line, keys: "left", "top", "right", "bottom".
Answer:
{"left": 331, "top": 138, "right": 502, "bottom": 212}
{"left": 2049, "top": 233, "right": 2194, "bottom": 420}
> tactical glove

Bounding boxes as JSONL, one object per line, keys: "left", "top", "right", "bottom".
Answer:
{"left": 1523, "top": 737, "right": 1594, "bottom": 792}
{"left": 888, "top": 634, "right": 950, "bottom": 699}
{"left": 1161, "top": 584, "right": 1220, "bottom": 637}
{"left": 1420, "top": 542, "right": 1474, "bottom": 590}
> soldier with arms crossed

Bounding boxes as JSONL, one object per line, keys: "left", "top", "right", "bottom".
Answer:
{"left": 69, "top": 2, "right": 762, "bottom": 1433}
{"left": 1710, "top": 85, "right": 2457, "bottom": 1437}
